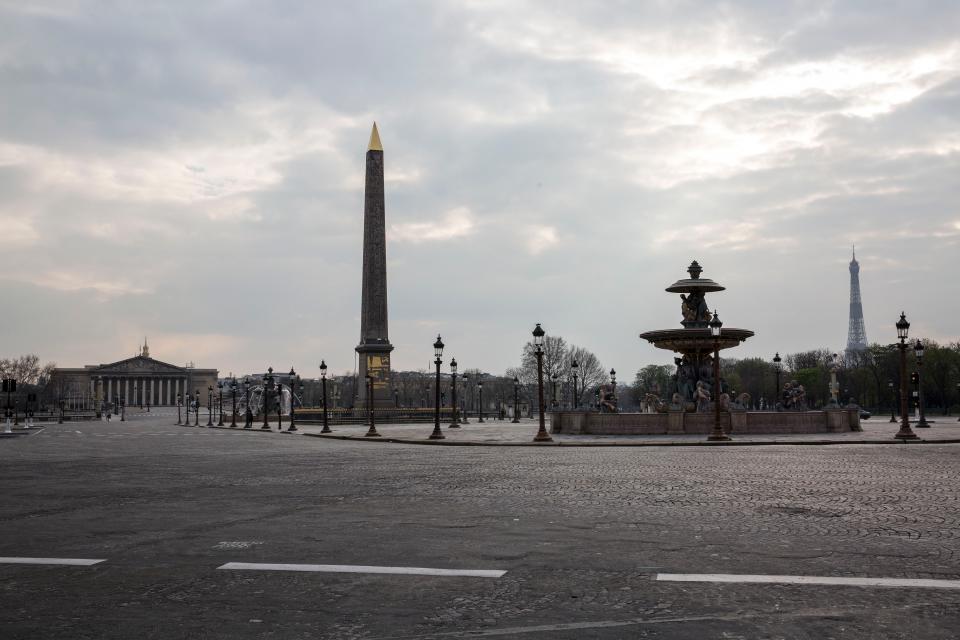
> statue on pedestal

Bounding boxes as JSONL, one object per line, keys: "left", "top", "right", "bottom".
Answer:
{"left": 676, "top": 356, "right": 697, "bottom": 401}
{"left": 695, "top": 380, "right": 712, "bottom": 412}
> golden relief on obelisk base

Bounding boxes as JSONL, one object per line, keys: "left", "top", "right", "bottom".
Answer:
{"left": 366, "top": 354, "right": 390, "bottom": 390}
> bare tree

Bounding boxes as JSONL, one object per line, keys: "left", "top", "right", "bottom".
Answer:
{"left": 564, "top": 345, "right": 606, "bottom": 406}
{"left": 519, "top": 335, "right": 569, "bottom": 385}
{"left": 0, "top": 355, "right": 57, "bottom": 387}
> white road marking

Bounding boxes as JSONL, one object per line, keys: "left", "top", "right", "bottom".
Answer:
{"left": 218, "top": 562, "right": 506, "bottom": 578}
{"left": 0, "top": 557, "right": 105, "bottom": 566}
{"left": 656, "top": 573, "right": 960, "bottom": 589}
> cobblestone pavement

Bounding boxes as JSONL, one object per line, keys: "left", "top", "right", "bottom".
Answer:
{"left": 1, "top": 414, "right": 959, "bottom": 639}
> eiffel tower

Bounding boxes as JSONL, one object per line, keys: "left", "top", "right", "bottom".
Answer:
{"left": 846, "top": 246, "right": 868, "bottom": 355}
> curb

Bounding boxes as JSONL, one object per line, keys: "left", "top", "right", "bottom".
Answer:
{"left": 300, "top": 432, "right": 960, "bottom": 448}
{"left": 174, "top": 423, "right": 294, "bottom": 434}
{"left": 0, "top": 427, "right": 46, "bottom": 438}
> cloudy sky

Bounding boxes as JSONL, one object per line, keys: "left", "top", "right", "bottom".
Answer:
{"left": 2, "top": 1, "right": 958, "bottom": 379}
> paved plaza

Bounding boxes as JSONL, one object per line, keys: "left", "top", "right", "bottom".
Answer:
{"left": 2, "top": 412, "right": 960, "bottom": 639}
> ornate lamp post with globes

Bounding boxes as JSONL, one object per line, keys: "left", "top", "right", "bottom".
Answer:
{"left": 532, "top": 323, "right": 553, "bottom": 442}
{"left": 194, "top": 390, "right": 200, "bottom": 426}
{"left": 448, "top": 358, "right": 460, "bottom": 429}
{"left": 511, "top": 376, "right": 521, "bottom": 423}
{"left": 551, "top": 373, "right": 558, "bottom": 409}
{"left": 914, "top": 340, "right": 929, "bottom": 428}
{"left": 461, "top": 372, "right": 470, "bottom": 424}
{"left": 176, "top": 392, "right": 183, "bottom": 425}
{"left": 320, "top": 360, "right": 331, "bottom": 433}
{"left": 895, "top": 313, "right": 919, "bottom": 440}
{"left": 429, "top": 335, "right": 445, "bottom": 440}
{"left": 708, "top": 311, "right": 730, "bottom": 441}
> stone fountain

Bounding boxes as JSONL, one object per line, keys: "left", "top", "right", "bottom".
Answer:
{"left": 639, "top": 261, "right": 753, "bottom": 408}
{"left": 549, "top": 260, "right": 861, "bottom": 437}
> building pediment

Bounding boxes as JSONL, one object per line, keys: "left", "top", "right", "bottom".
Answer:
{"left": 94, "top": 356, "right": 187, "bottom": 375}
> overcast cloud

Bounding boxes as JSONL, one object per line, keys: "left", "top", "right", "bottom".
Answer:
{"left": 2, "top": 1, "right": 958, "bottom": 377}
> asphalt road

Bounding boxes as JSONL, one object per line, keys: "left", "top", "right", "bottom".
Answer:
{"left": 1, "top": 413, "right": 959, "bottom": 639}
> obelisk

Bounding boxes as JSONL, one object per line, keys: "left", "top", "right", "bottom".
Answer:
{"left": 356, "top": 123, "right": 394, "bottom": 407}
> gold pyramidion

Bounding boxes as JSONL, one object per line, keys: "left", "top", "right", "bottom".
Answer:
{"left": 368, "top": 122, "right": 383, "bottom": 151}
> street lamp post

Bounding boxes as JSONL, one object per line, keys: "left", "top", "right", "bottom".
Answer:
{"left": 276, "top": 380, "right": 283, "bottom": 431}
{"left": 532, "top": 323, "right": 552, "bottom": 442}
{"left": 610, "top": 368, "right": 617, "bottom": 411}
{"left": 298, "top": 378, "right": 304, "bottom": 423}
{"left": 2, "top": 379, "right": 12, "bottom": 432}
{"left": 708, "top": 311, "right": 730, "bottom": 441}
{"left": 364, "top": 373, "right": 379, "bottom": 437}
{"left": 429, "top": 335, "right": 445, "bottom": 440}
{"left": 461, "top": 373, "right": 470, "bottom": 424}
{"left": 194, "top": 390, "right": 200, "bottom": 426}
{"left": 230, "top": 378, "right": 238, "bottom": 428}
{"left": 288, "top": 368, "right": 299, "bottom": 432}
{"left": 551, "top": 373, "right": 558, "bottom": 409}
{"left": 320, "top": 361, "right": 331, "bottom": 434}
{"left": 887, "top": 380, "right": 896, "bottom": 422}
{"left": 511, "top": 376, "right": 521, "bottom": 423}
{"left": 895, "top": 313, "right": 919, "bottom": 440}
{"left": 262, "top": 368, "right": 274, "bottom": 430}
{"left": 477, "top": 380, "right": 484, "bottom": 423}
{"left": 571, "top": 360, "right": 579, "bottom": 410}
{"left": 217, "top": 381, "right": 224, "bottom": 426}
{"left": 243, "top": 378, "right": 252, "bottom": 428}
{"left": 176, "top": 393, "right": 182, "bottom": 425}
{"left": 207, "top": 386, "right": 214, "bottom": 426}
{"left": 773, "top": 352, "right": 782, "bottom": 409}
{"left": 449, "top": 358, "right": 460, "bottom": 428}
{"left": 914, "top": 340, "right": 929, "bottom": 428}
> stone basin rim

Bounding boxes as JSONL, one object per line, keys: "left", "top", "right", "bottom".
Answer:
{"left": 639, "top": 327, "right": 755, "bottom": 352}
{"left": 665, "top": 278, "right": 725, "bottom": 293}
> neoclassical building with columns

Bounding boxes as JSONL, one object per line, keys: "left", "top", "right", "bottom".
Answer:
{"left": 48, "top": 341, "right": 219, "bottom": 407}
